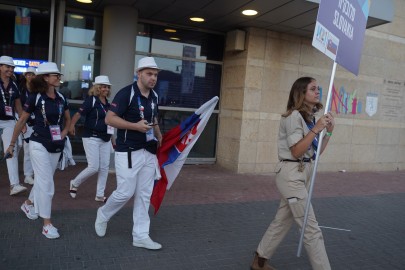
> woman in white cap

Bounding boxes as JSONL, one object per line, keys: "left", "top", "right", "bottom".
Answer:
{"left": 19, "top": 66, "right": 37, "bottom": 185}
{"left": 68, "top": 75, "right": 114, "bottom": 202}
{"left": 6, "top": 62, "right": 71, "bottom": 239}
{"left": 0, "top": 55, "right": 27, "bottom": 195}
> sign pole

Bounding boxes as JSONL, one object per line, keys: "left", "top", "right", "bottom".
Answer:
{"left": 297, "top": 61, "right": 337, "bottom": 257}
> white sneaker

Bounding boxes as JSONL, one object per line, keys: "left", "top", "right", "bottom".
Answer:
{"left": 133, "top": 237, "right": 162, "bottom": 250}
{"left": 95, "top": 196, "right": 107, "bottom": 202}
{"left": 42, "top": 224, "right": 60, "bottom": 239}
{"left": 10, "top": 184, "right": 27, "bottom": 196}
{"left": 95, "top": 208, "right": 107, "bottom": 237}
{"left": 24, "top": 176, "right": 34, "bottom": 185}
{"left": 69, "top": 180, "right": 78, "bottom": 199}
{"left": 20, "top": 202, "right": 38, "bottom": 220}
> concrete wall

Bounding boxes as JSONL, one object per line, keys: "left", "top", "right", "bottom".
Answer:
{"left": 217, "top": 0, "right": 405, "bottom": 174}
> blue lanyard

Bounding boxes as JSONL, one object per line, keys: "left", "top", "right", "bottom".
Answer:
{"left": 306, "top": 118, "right": 319, "bottom": 155}
{"left": 99, "top": 100, "right": 108, "bottom": 115}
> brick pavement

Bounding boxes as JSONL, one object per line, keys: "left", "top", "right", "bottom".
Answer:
{"left": 1, "top": 158, "right": 405, "bottom": 269}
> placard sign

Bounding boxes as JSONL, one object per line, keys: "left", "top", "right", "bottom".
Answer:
{"left": 312, "top": 0, "right": 370, "bottom": 75}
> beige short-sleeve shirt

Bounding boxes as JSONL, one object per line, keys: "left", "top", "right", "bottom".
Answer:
{"left": 278, "top": 110, "right": 315, "bottom": 160}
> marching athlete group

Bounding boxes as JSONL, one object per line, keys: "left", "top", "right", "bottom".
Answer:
{"left": 1, "top": 55, "right": 163, "bottom": 250}
{"left": 1, "top": 54, "right": 335, "bottom": 269}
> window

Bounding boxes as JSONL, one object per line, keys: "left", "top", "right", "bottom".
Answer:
{"left": 137, "top": 24, "right": 224, "bottom": 61}
{"left": 135, "top": 56, "right": 221, "bottom": 110}
{"left": 158, "top": 110, "right": 218, "bottom": 159}
{"left": 136, "top": 23, "right": 224, "bottom": 160}
{"left": 63, "top": 13, "right": 102, "bottom": 46}
{"left": 61, "top": 13, "right": 102, "bottom": 102}
{"left": 61, "top": 47, "right": 100, "bottom": 100}
{"left": 61, "top": 12, "right": 103, "bottom": 156}
{"left": 135, "top": 24, "right": 223, "bottom": 110}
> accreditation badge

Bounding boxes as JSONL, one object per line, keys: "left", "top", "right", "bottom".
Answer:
{"left": 49, "top": 125, "right": 62, "bottom": 141}
{"left": 146, "top": 128, "right": 155, "bottom": 142}
{"left": 107, "top": 125, "right": 115, "bottom": 135}
{"left": 5, "top": 106, "right": 13, "bottom": 116}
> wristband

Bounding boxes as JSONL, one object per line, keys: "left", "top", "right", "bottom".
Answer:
{"left": 326, "top": 131, "right": 332, "bottom": 137}
{"left": 310, "top": 129, "right": 318, "bottom": 135}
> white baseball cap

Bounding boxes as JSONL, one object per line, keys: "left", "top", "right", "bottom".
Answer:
{"left": 36, "top": 62, "right": 63, "bottom": 75}
{"left": 93, "top": 75, "right": 112, "bottom": 86}
{"left": 0, "top": 56, "right": 15, "bottom": 67}
{"left": 136, "top": 57, "right": 160, "bottom": 72}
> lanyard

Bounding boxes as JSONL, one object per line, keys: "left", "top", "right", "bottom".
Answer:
{"left": 0, "top": 83, "right": 13, "bottom": 107}
{"left": 94, "top": 99, "right": 108, "bottom": 128}
{"left": 40, "top": 96, "right": 63, "bottom": 127}
{"left": 99, "top": 100, "right": 108, "bottom": 115}
{"left": 306, "top": 118, "right": 319, "bottom": 158}
{"left": 137, "top": 96, "right": 154, "bottom": 123}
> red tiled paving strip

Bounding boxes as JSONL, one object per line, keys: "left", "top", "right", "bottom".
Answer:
{"left": 1, "top": 161, "right": 405, "bottom": 213}
{"left": 163, "top": 165, "right": 405, "bottom": 205}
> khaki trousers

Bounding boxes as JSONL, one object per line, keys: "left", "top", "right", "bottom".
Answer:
{"left": 257, "top": 161, "right": 331, "bottom": 270}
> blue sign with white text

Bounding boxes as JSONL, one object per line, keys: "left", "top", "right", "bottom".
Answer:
{"left": 13, "top": 58, "right": 46, "bottom": 74}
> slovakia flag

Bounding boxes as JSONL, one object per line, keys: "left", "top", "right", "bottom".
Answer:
{"left": 150, "top": 96, "right": 219, "bottom": 214}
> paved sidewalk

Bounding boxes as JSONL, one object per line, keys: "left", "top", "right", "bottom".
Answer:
{"left": 1, "top": 160, "right": 405, "bottom": 269}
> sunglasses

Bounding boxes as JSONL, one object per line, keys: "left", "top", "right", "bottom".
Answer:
{"left": 49, "top": 74, "right": 62, "bottom": 78}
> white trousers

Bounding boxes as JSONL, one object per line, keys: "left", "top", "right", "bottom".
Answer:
{"left": 71, "top": 137, "right": 110, "bottom": 197}
{"left": 0, "top": 120, "right": 20, "bottom": 186}
{"left": 98, "top": 149, "right": 158, "bottom": 241}
{"left": 23, "top": 125, "right": 34, "bottom": 177}
{"left": 28, "top": 141, "right": 60, "bottom": 219}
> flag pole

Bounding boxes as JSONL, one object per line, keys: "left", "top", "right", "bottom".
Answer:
{"left": 297, "top": 61, "right": 337, "bottom": 257}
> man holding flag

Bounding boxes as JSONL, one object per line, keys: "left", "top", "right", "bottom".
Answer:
{"left": 95, "top": 57, "right": 163, "bottom": 250}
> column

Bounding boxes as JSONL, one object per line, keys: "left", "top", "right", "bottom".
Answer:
{"left": 100, "top": 6, "right": 138, "bottom": 171}
{"left": 100, "top": 6, "right": 138, "bottom": 96}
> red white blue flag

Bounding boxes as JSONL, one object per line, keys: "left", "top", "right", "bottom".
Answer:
{"left": 151, "top": 96, "right": 219, "bottom": 214}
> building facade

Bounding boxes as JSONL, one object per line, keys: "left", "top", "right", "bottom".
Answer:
{"left": 1, "top": 0, "right": 403, "bottom": 173}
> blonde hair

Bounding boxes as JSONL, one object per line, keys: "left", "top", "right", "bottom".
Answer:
{"left": 88, "top": 84, "right": 111, "bottom": 97}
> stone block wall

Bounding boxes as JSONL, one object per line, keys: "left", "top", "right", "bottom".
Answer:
{"left": 217, "top": 0, "right": 405, "bottom": 173}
